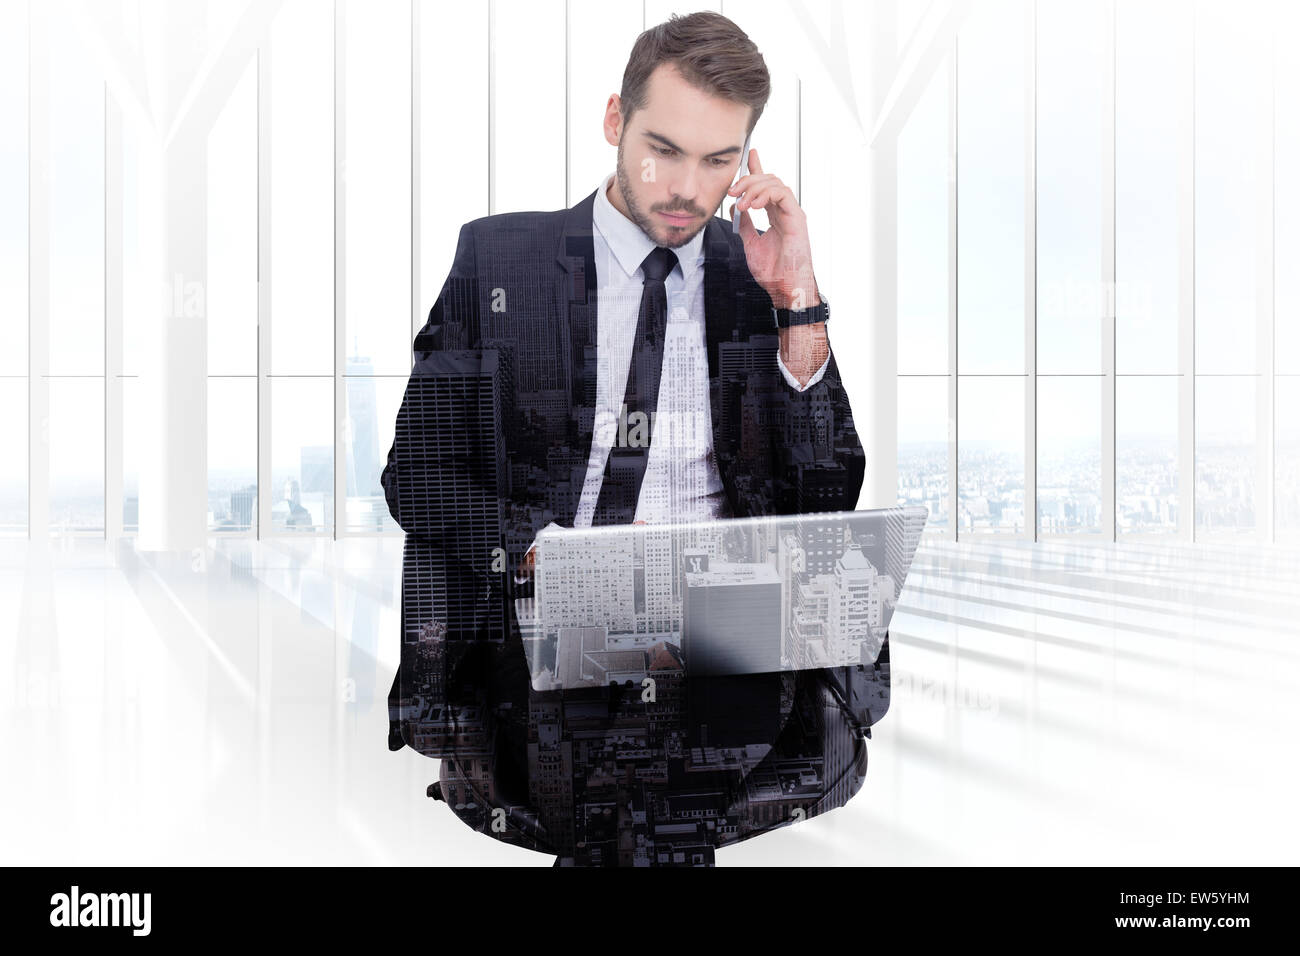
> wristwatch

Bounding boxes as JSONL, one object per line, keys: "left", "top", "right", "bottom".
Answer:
{"left": 772, "top": 295, "right": 829, "bottom": 330}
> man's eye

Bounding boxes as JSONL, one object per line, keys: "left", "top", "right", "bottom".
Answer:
{"left": 710, "top": 158, "right": 729, "bottom": 167}
{"left": 653, "top": 146, "right": 675, "bottom": 157}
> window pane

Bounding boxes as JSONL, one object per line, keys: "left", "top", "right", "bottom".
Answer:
{"left": 344, "top": 372, "right": 404, "bottom": 532}
{"left": 0, "top": 378, "right": 26, "bottom": 534}
{"left": 897, "top": 0, "right": 927, "bottom": 49}
{"left": 958, "top": 375, "right": 1025, "bottom": 534}
{"left": 1037, "top": 376, "right": 1101, "bottom": 534}
{"left": 897, "top": 376, "right": 949, "bottom": 532}
{"left": 1277, "top": 22, "right": 1300, "bottom": 377}
{"left": 1116, "top": 0, "right": 1184, "bottom": 375}
{"left": 1195, "top": 375, "right": 1256, "bottom": 534}
{"left": 419, "top": 0, "right": 488, "bottom": 337}
{"left": 493, "top": 0, "right": 566, "bottom": 213}
{"left": 1036, "top": 0, "right": 1105, "bottom": 375}
{"left": 270, "top": 0, "right": 334, "bottom": 375}
{"left": 0, "top": 0, "right": 27, "bottom": 377}
{"left": 207, "top": 57, "right": 258, "bottom": 377}
{"left": 49, "top": 378, "right": 104, "bottom": 533}
{"left": 957, "top": 0, "right": 1026, "bottom": 375}
{"left": 48, "top": 33, "right": 104, "bottom": 376}
{"left": 1278, "top": 376, "right": 1300, "bottom": 538}
{"left": 1194, "top": 0, "right": 1264, "bottom": 375}
{"left": 209, "top": 378, "right": 257, "bottom": 532}
{"left": 344, "top": 0, "right": 411, "bottom": 376}
{"left": 898, "top": 65, "right": 949, "bottom": 376}
{"left": 1117, "top": 375, "right": 1179, "bottom": 535}
{"left": 271, "top": 377, "right": 333, "bottom": 533}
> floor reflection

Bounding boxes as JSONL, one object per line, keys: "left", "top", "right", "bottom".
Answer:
{"left": 1, "top": 535, "right": 1296, "bottom": 865}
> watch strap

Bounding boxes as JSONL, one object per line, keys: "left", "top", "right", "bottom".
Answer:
{"left": 772, "top": 297, "right": 829, "bottom": 330}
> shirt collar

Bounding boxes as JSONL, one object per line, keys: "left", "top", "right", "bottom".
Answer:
{"left": 592, "top": 171, "right": 706, "bottom": 283}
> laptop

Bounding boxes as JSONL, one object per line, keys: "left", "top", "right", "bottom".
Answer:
{"left": 515, "top": 506, "right": 927, "bottom": 691}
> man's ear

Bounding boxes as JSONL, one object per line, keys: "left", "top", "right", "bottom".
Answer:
{"left": 603, "top": 94, "right": 623, "bottom": 148}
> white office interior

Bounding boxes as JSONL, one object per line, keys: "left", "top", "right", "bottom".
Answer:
{"left": 2, "top": 0, "right": 1298, "bottom": 864}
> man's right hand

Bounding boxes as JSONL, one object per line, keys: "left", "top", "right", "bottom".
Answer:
{"left": 515, "top": 521, "right": 563, "bottom": 582}
{"left": 516, "top": 546, "right": 536, "bottom": 580}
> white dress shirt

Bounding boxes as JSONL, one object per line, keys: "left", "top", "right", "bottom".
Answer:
{"left": 516, "top": 174, "right": 829, "bottom": 579}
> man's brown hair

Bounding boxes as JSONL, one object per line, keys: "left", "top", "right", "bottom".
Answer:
{"left": 619, "top": 11, "right": 771, "bottom": 136}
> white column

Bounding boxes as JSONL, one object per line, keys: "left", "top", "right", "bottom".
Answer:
{"left": 1256, "top": 26, "right": 1274, "bottom": 543}
{"left": 136, "top": 3, "right": 209, "bottom": 552}
{"left": 257, "top": 45, "right": 273, "bottom": 538}
{"left": 334, "top": 0, "right": 347, "bottom": 539}
{"left": 1176, "top": 6, "right": 1195, "bottom": 543}
{"left": 28, "top": 3, "right": 49, "bottom": 546}
{"left": 105, "top": 92, "right": 124, "bottom": 543}
{"left": 1101, "top": 0, "right": 1116, "bottom": 542}
{"left": 947, "top": 48, "right": 958, "bottom": 541}
{"left": 1023, "top": 0, "right": 1037, "bottom": 541}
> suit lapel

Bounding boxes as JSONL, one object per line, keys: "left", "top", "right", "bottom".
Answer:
{"left": 553, "top": 191, "right": 599, "bottom": 527}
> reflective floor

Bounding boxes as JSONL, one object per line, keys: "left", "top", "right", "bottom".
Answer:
{"left": 2, "top": 534, "right": 1297, "bottom": 865}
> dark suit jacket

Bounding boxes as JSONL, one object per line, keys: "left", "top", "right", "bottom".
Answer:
{"left": 381, "top": 187, "right": 868, "bottom": 853}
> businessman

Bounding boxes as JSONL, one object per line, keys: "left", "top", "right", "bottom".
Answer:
{"left": 383, "top": 11, "right": 871, "bottom": 866}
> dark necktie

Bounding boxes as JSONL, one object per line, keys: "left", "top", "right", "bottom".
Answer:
{"left": 591, "top": 246, "right": 678, "bottom": 526}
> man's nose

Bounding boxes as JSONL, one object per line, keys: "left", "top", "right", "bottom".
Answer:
{"left": 669, "top": 165, "right": 700, "bottom": 205}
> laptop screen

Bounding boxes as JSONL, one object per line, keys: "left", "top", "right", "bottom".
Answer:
{"left": 516, "top": 506, "right": 927, "bottom": 691}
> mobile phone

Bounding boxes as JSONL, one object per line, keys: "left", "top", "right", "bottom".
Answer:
{"left": 732, "top": 132, "right": 753, "bottom": 233}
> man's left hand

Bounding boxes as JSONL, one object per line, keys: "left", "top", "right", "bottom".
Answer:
{"left": 727, "top": 147, "right": 820, "bottom": 311}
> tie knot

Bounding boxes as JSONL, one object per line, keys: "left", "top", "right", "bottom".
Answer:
{"left": 640, "top": 247, "right": 677, "bottom": 285}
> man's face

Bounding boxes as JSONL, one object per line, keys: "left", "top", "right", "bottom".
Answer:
{"left": 605, "top": 63, "right": 751, "bottom": 249}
